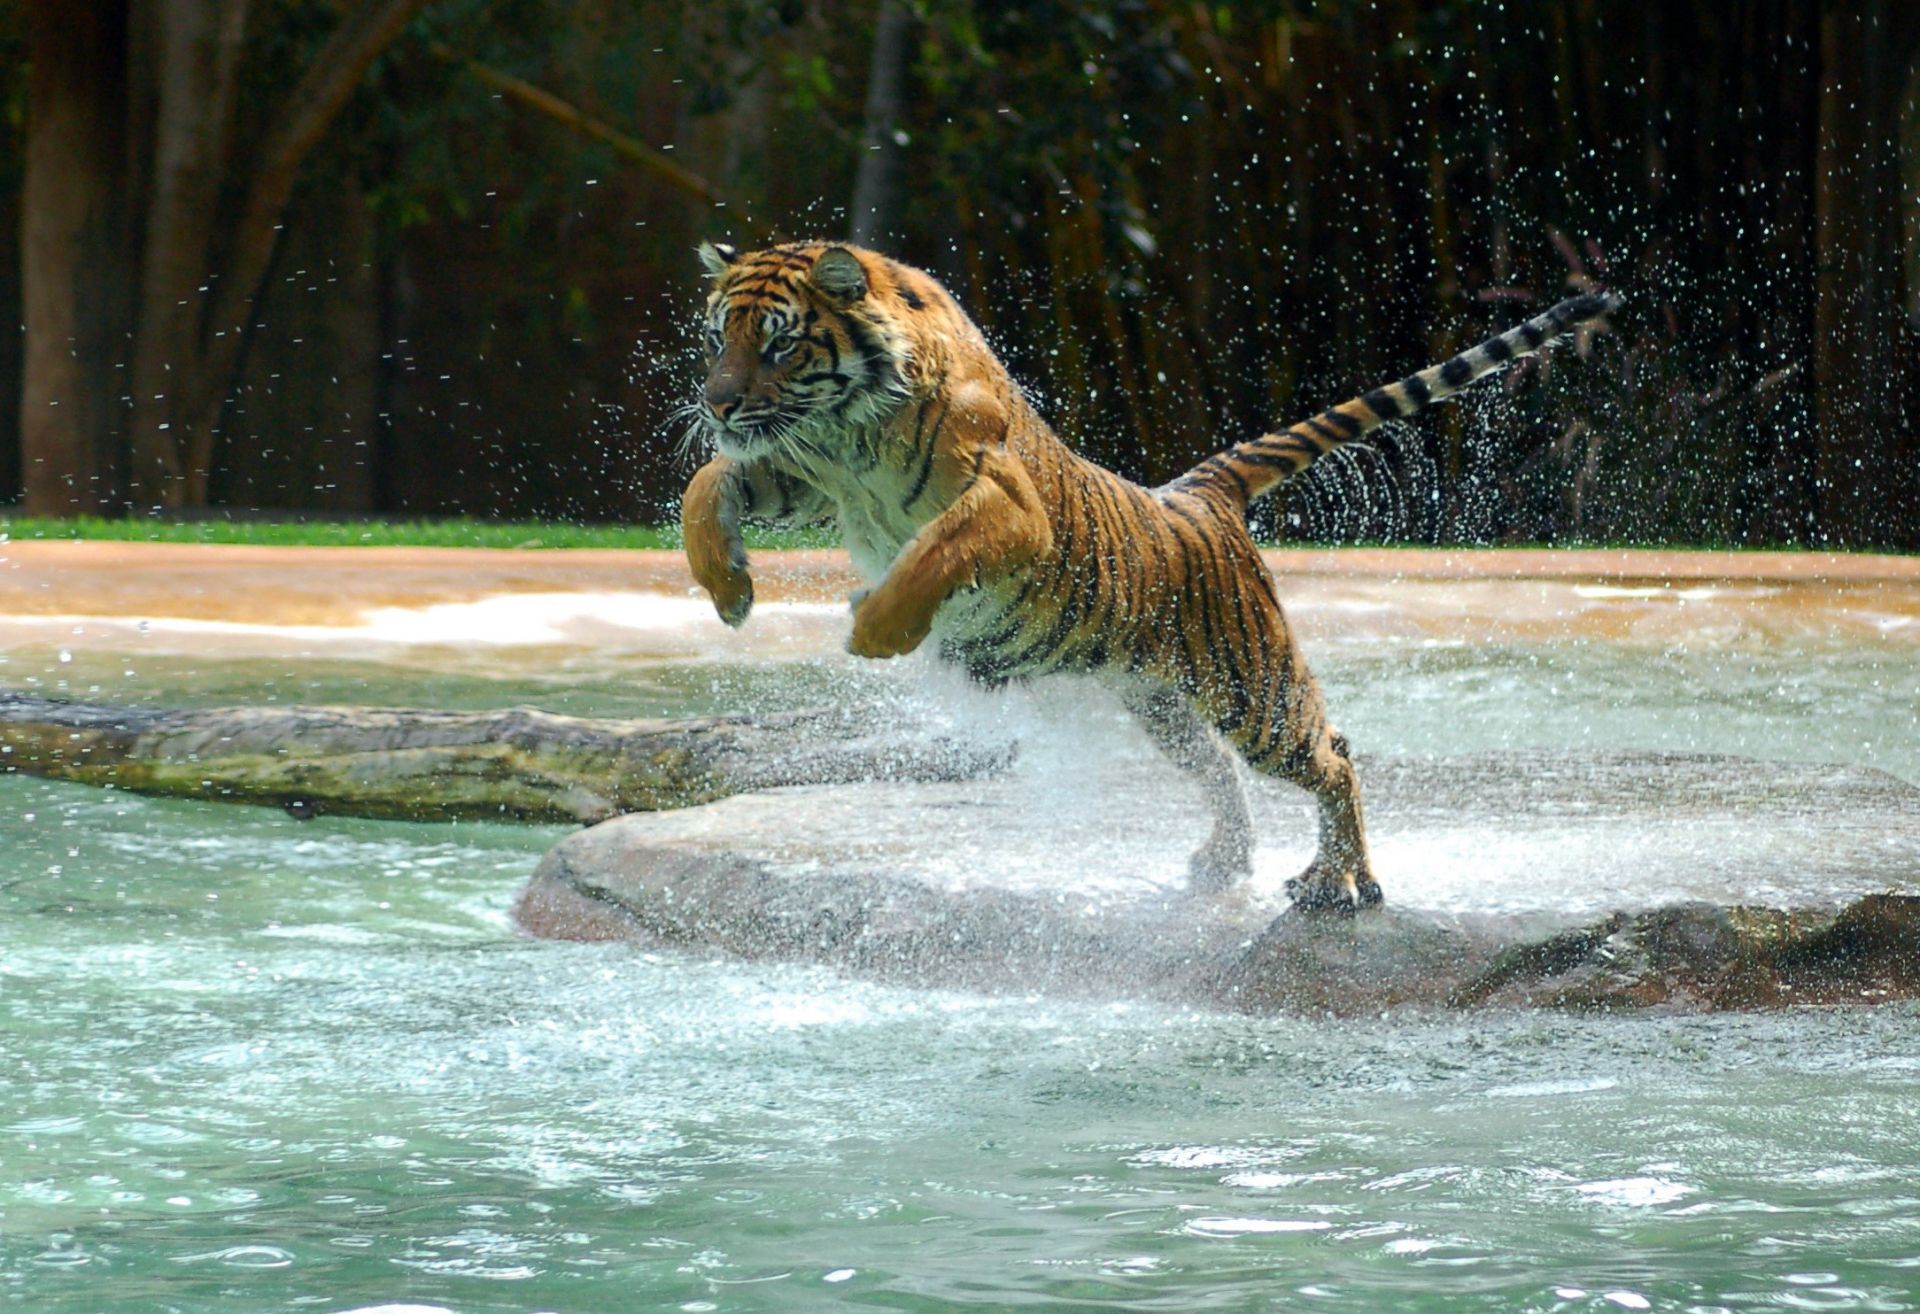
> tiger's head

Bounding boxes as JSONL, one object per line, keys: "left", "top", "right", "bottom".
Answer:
{"left": 693, "top": 241, "right": 911, "bottom": 461}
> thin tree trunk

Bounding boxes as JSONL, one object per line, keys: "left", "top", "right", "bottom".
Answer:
{"left": 20, "top": 0, "right": 132, "bottom": 515}
{"left": 168, "top": 0, "right": 438, "bottom": 508}
{"left": 125, "top": 0, "right": 251, "bottom": 509}
{"left": 848, "top": 0, "right": 912, "bottom": 245}
{"left": 430, "top": 41, "right": 720, "bottom": 202}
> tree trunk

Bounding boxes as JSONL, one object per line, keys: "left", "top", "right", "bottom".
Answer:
{"left": 1813, "top": 0, "right": 1919, "bottom": 547}
{"left": 20, "top": 1, "right": 132, "bottom": 515}
{"left": 0, "top": 694, "right": 1009, "bottom": 823}
{"left": 17, "top": 0, "right": 435, "bottom": 515}
{"left": 174, "top": 0, "right": 439, "bottom": 509}
{"left": 124, "top": 0, "right": 251, "bottom": 510}
{"left": 848, "top": 0, "right": 913, "bottom": 246}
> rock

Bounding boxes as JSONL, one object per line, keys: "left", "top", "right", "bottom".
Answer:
{"left": 516, "top": 749, "right": 1920, "bottom": 1014}
{"left": 0, "top": 693, "right": 1008, "bottom": 822}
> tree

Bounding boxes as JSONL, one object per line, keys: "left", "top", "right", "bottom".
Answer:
{"left": 19, "top": 0, "right": 435, "bottom": 516}
{"left": 848, "top": 0, "right": 913, "bottom": 245}
{"left": 1812, "top": 0, "right": 1920, "bottom": 546}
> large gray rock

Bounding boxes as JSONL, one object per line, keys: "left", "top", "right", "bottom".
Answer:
{"left": 516, "top": 749, "right": 1920, "bottom": 1013}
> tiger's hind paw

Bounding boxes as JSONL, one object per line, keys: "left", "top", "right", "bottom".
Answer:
{"left": 1284, "top": 865, "right": 1383, "bottom": 917}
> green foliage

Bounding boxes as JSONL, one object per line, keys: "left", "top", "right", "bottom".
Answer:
{"left": 3, "top": 0, "right": 1911, "bottom": 543}
{"left": 0, "top": 516, "right": 836, "bottom": 550}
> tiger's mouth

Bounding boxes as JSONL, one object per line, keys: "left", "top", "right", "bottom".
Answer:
{"left": 703, "top": 408, "right": 791, "bottom": 459}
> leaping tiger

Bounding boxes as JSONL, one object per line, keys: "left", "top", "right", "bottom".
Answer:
{"left": 679, "top": 241, "right": 1616, "bottom": 912}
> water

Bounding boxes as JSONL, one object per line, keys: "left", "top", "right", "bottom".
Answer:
{"left": 4, "top": 572, "right": 1919, "bottom": 1311}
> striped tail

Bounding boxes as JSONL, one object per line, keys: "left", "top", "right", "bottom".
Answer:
{"left": 1169, "top": 292, "right": 1621, "bottom": 507}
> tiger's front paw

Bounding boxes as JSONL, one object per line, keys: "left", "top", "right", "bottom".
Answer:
{"left": 848, "top": 584, "right": 935, "bottom": 659}
{"left": 685, "top": 529, "right": 754, "bottom": 627}
{"left": 703, "top": 566, "right": 754, "bottom": 628}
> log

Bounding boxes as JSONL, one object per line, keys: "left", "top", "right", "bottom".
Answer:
{"left": 0, "top": 692, "right": 1009, "bottom": 822}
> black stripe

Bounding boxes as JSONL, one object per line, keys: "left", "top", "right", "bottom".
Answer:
{"left": 1006, "top": 555, "right": 1086, "bottom": 671}
{"left": 1361, "top": 388, "right": 1403, "bottom": 420}
{"left": 1322, "top": 408, "right": 1366, "bottom": 436}
{"left": 730, "top": 275, "right": 797, "bottom": 296}
{"left": 1303, "top": 417, "right": 1342, "bottom": 446}
{"left": 1236, "top": 447, "right": 1305, "bottom": 469}
{"left": 902, "top": 402, "right": 943, "bottom": 510}
{"left": 1481, "top": 336, "right": 1514, "bottom": 363}
{"left": 960, "top": 442, "right": 989, "bottom": 496}
{"left": 1206, "top": 457, "right": 1250, "bottom": 503}
{"left": 1516, "top": 319, "right": 1548, "bottom": 350}
{"left": 1401, "top": 374, "right": 1431, "bottom": 407}
{"left": 1439, "top": 356, "right": 1474, "bottom": 387}
{"left": 841, "top": 315, "right": 888, "bottom": 378}
{"left": 1162, "top": 502, "right": 1242, "bottom": 701}
{"left": 812, "top": 318, "right": 841, "bottom": 371}
{"left": 1087, "top": 476, "right": 1140, "bottom": 631}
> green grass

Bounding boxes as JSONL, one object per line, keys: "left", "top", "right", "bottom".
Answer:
{"left": 0, "top": 516, "right": 838, "bottom": 551}
{"left": 0, "top": 514, "right": 1904, "bottom": 555}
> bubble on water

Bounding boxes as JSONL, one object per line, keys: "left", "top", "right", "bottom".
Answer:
{"left": 1183, "top": 1217, "right": 1333, "bottom": 1237}
{"left": 175, "top": 1245, "right": 295, "bottom": 1269}
{"left": 1576, "top": 1177, "right": 1689, "bottom": 1207}
{"left": 57, "top": 649, "right": 72, "bottom": 664}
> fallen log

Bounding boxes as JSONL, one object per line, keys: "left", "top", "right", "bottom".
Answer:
{"left": 0, "top": 692, "right": 1009, "bottom": 822}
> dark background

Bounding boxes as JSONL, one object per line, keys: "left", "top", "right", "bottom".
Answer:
{"left": 7, "top": 0, "right": 1918, "bottom": 546}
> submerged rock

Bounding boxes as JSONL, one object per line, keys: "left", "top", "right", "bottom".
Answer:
{"left": 516, "top": 750, "right": 1920, "bottom": 1014}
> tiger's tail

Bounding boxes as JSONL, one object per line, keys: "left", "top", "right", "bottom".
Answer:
{"left": 1169, "top": 292, "right": 1621, "bottom": 508}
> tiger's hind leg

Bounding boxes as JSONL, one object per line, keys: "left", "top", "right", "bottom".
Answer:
{"left": 1277, "top": 728, "right": 1381, "bottom": 914}
{"left": 1122, "top": 684, "right": 1253, "bottom": 895}
{"left": 1222, "top": 691, "right": 1380, "bottom": 915}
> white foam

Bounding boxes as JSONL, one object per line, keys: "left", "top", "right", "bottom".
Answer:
{"left": 1576, "top": 1177, "right": 1690, "bottom": 1208}
{"left": 1183, "top": 1216, "right": 1333, "bottom": 1237}
{"left": 0, "top": 592, "right": 845, "bottom": 657}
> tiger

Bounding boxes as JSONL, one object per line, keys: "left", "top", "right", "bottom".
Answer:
{"left": 679, "top": 240, "right": 1617, "bottom": 912}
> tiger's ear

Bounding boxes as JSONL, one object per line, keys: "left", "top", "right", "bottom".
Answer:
{"left": 810, "top": 247, "right": 868, "bottom": 301}
{"left": 697, "top": 241, "right": 738, "bottom": 276}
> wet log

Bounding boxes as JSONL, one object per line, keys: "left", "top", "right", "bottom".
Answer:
{"left": 0, "top": 692, "right": 1008, "bottom": 822}
{"left": 514, "top": 751, "right": 1920, "bottom": 1014}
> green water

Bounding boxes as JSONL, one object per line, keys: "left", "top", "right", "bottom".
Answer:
{"left": 5, "top": 617, "right": 1920, "bottom": 1312}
